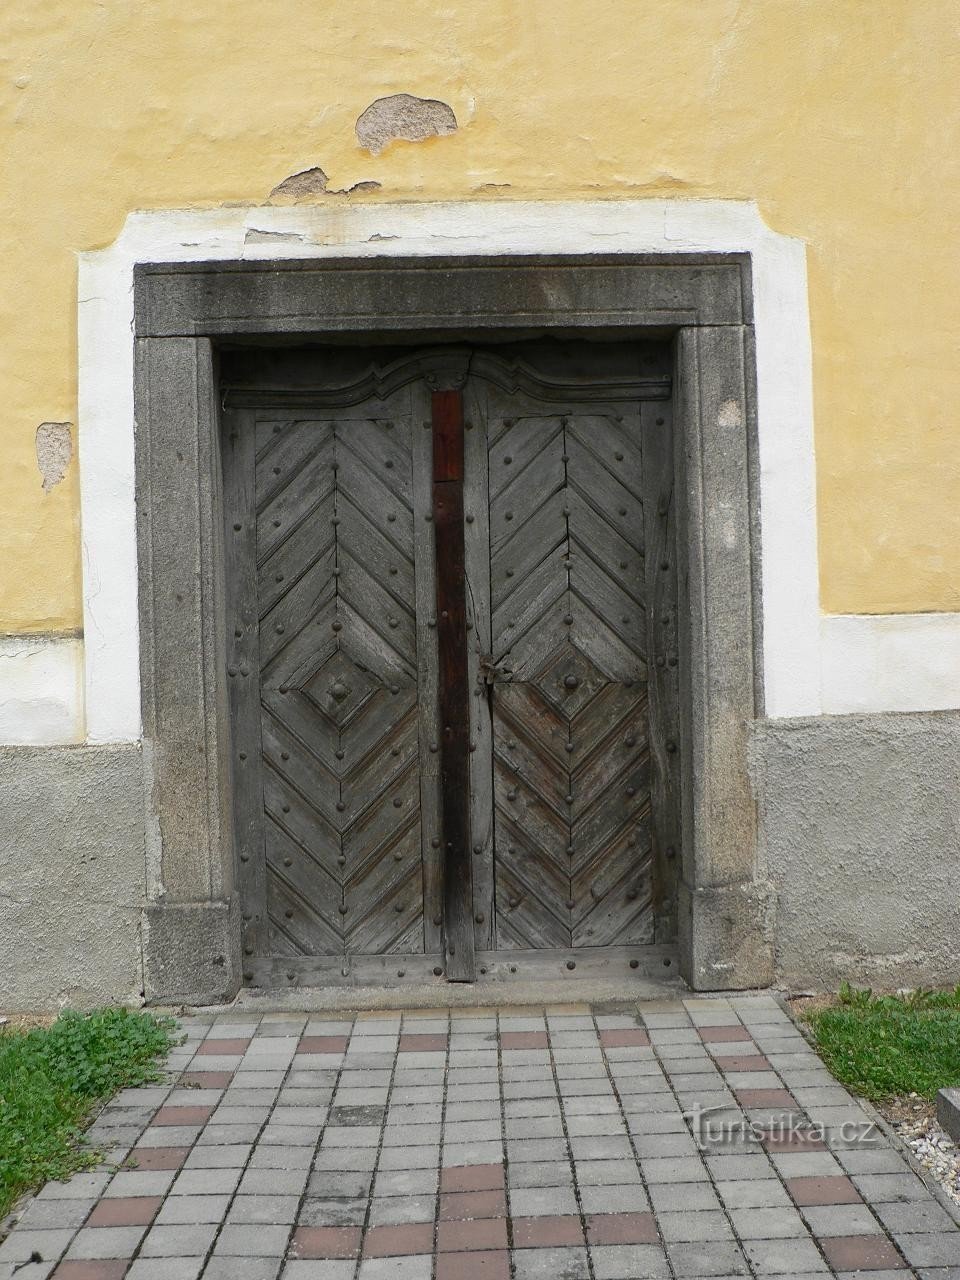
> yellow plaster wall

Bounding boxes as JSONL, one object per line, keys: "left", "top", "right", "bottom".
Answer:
{"left": 1, "top": 0, "right": 958, "bottom": 630}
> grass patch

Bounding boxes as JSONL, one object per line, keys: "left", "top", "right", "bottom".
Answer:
{"left": 0, "top": 1008, "right": 176, "bottom": 1219}
{"left": 804, "top": 983, "right": 960, "bottom": 1103}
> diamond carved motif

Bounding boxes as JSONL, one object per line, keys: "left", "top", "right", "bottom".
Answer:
{"left": 300, "top": 648, "right": 378, "bottom": 727}
{"left": 531, "top": 644, "right": 608, "bottom": 719}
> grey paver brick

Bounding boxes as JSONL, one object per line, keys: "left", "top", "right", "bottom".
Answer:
{"left": 378, "top": 1144, "right": 440, "bottom": 1171}
{"left": 648, "top": 1181, "right": 722, "bottom": 1212}
{"left": 728, "top": 1206, "right": 809, "bottom": 1238}
{"left": 590, "top": 1243, "right": 671, "bottom": 1277}
{"left": 126, "top": 1260, "right": 205, "bottom": 1279}
{"left": 641, "top": 1157, "right": 710, "bottom": 1183}
{"left": 227, "top": 1194, "right": 301, "bottom": 1224}
{"left": 35, "top": 1170, "right": 112, "bottom": 1200}
{"left": 512, "top": 1246, "right": 590, "bottom": 1279}
{"left": 509, "top": 1186, "right": 579, "bottom": 1217}
{"left": 298, "top": 1197, "right": 369, "bottom": 1227}
{"left": 238, "top": 1167, "right": 311, "bottom": 1196}
{"left": 875, "top": 1198, "right": 960, "bottom": 1234}
{"left": 742, "top": 1235, "right": 829, "bottom": 1273}
{"left": 358, "top": 1257, "right": 433, "bottom": 1280}
{"left": 656, "top": 1210, "right": 734, "bottom": 1242}
{"left": 507, "top": 1161, "right": 575, "bottom": 1189}
{"left": 139, "top": 1222, "right": 219, "bottom": 1255}
{"left": 579, "top": 1184, "right": 650, "bottom": 1214}
{"left": 713, "top": 1178, "right": 791, "bottom": 1209}
{"left": 576, "top": 1160, "right": 642, "bottom": 1186}
{"left": 0, "top": 1229, "right": 75, "bottom": 1263}
{"left": 373, "top": 1169, "right": 439, "bottom": 1197}
{"left": 667, "top": 1239, "right": 751, "bottom": 1276}
{"left": 898, "top": 1233, "right": 960, "bottom": 1267}
{"left": 103, "top": 1170, "right": 176, "bottom": 1197}
{"left": 368, "top": 1194, "right": 437, "bottom": 1225}
{"left": 802, "top": 1203, "right": 887, "bottom": 1235}
{"left": 15, "top": 1197, "right": 96, "bottom": 1229}
{"left": 155, "top": 1193, "right": 232, "bottom": 1223}
{"left": 281, "top": 1262, "right": 356, "bottom": 1279}
{"left": 213, "top": 1223, "right": 292, "bottom": 1255}
{"left": 851, "top": 1172, "right": 932, "bottom": 1202}
{"left": 66, "top": 1224, "right": 147, "bottom": 1257}
{"left": 171, "top": 1167, "right": 242, "bottom": 1195}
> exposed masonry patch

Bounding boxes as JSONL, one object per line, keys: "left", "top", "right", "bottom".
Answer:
{"left": 356, "top": 93, "right": 458, "bottom": 155}
{"left": 718, "top": 398, "right": 743, "bottom": 428}
{"left": 268, "top": 169, "right": 381, "bottom": 203}
{"left": 35, "top": 421, "right": 73, "bottom": 492}
{"left": 269, "top": 166, "right": 329, "bottom": 200}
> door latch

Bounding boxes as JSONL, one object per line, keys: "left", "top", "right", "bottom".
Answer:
{"left": 478, "top": 654, "right": 513, "bottom": 686}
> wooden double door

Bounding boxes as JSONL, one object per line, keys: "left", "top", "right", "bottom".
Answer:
{"left": 222, "top": 341, "right": 680, "bottom": 986}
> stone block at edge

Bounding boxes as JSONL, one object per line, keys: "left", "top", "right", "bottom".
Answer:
{"left": 936, "top": 1089, "right": 960, "bottom": 1144}
{"left": 143, "top": 898, "right": 241, "bottom": 1005}
{"left": 679, "top": 879, "right": 776, "bottom": 991}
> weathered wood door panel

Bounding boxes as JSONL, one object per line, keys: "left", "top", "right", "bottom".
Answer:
{"left": 222, "top": 341, "right": 678, "bottom": 986}
{"left": 223, "top": 383, "right": 443, "bottom": 982}
{"left": 469, "top": 384, "right": 670, "bottom": 951}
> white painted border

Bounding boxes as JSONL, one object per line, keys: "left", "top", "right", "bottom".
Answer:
{"left": 0, "top": 635, "right": 84, "bottom": 744}
{"left": 821, "top": 613, "right": 960, "bottom": 715}
{"left": 77, "top": 199, "right": 821, "bottom": 741}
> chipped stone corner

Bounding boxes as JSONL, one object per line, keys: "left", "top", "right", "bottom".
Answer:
{"left": 36, "top": 421, "right": 73, "bottom": 493}
{"left": 356, "top": 93, "right": 458, "bottom": 155}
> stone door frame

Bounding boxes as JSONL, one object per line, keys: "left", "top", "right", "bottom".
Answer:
{"left": 133, "top": 252, "right": 773, "bottom": 1001}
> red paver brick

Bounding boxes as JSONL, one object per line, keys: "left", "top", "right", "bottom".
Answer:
{"left": 500, "top": 1032, "right": 548, "bottom": 1050}
{"left": 87, "top": 1196, "right": 162, "bottom": 1227}
{"left": 585, "top": 1212, "right": 659, "bottom": 1245}
{"left": 820, "top": 1235, "right": 908, "bottom": 1271}
{"left": 697, "top": 1025, "right": 752, "bottom": 1042}
{"left": 399, "top": 1034, "right": 448, "bottom": 1052}
{"left": 196, "top": 1038, "right": 249, "bottom": 1055}
{"left": 437, "top": 1217, "right": 509, "bottom": 1252}
{"left": 52, "top": 1265, "right": 130, "bottom": 1279}
{"left": 735, "top": 1088, "right": 798, "bottom": 1108}
{"left": 296, "top": 1036, "right": 349, "bottom": 1054}
{"left": 512, "top": 1215, "right": 585, "bottom": 1248}
{"left": 599, "top": 1029, "right": 651, "bottom": 1048}
{"left": 714, "top": 1054, "right": 771, "bottom": 1072}
{"left": 761, "top": 1129, "right": 827, "bottom": 1153}
{"left": 151, "top": 1105, "right": 213, "bottom": 1126}
{"left": 435, "top": 1250, "right": 510, "bottom": 1280}
{"left": 179, "top": 1070, "right": 233, "bottom": 1088}
{"left": 290, "top": 1226, "right": 362, "bottom": 1258}
{"left": 363, "top": 1223, "right": 434, "bottom": 1257}
{"left": 439, "top": 1189, "right": 507, "bottom": 1220}
{"left": 123, "top": 1146, "right": 190, "bottom": 1171}
{"left": 785, "top": 1175, "right": 863, "bottom": 1206}
{"left": 441, "top": 1163, "right": 505, "bottom": 1193}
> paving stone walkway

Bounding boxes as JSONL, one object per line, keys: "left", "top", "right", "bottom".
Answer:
{"left": 1, "top": 995, "right": 958, "bottom": 1279}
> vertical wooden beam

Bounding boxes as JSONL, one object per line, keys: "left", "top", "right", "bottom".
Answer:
{"left": 432, "top": 386, "right": 476, "bottom": 981}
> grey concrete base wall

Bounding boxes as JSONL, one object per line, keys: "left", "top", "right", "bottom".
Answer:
{"left": 0, "top": 745, "right": 148, "bottom": 1011}
{"left": 751, "top": 712, "right": 960, "bottom": 992}
{"left": 3, "top": 712, "right": 959, "bottom": 1009}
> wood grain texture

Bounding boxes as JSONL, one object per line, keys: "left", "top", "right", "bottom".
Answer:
{"left": 483, "top": 390, "right": 655, "bottom": 950}
{"left": 246, "top": 394, "right": 428, "bottom": 961}
{"left": 432, "top": 387, "right": 476, "bottom": 980}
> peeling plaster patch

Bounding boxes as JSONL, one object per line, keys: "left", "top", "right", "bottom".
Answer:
{"left": 356, "top": 94, "right": 457, "bottom": 155}
{"left": 36, "top": 421, "right": 73, "bottom": 493}
{"left": 343, "top": 180, "right": 382, "bottom": 195}
{"left": 269, "top": 166, "right": 328, "bottom": 200}
{"left": 244, "top": 227, "right": 309, "bottom": 245}
{"left": 718, "top": 398, "right": 743, "bottom": 428}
